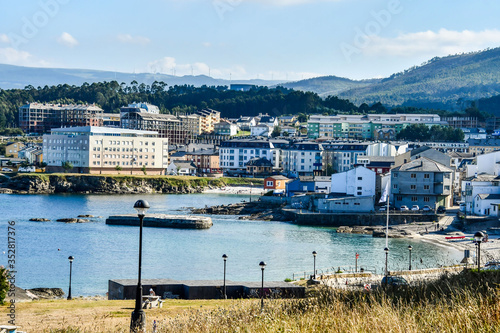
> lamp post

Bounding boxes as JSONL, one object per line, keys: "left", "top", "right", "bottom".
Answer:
{"left": 408, "top": 245, "right": 413, "bottom": 271}
{"left": 474, "top": 231, "right": 485, "bottom": 271}
{"left": 259, "top": 261, "right": 266, "bottom": 310}
{"left": 130, "top": 200, "right": 150, "bottom": 333}
{"left": 250, "top": 182, "right": 253, "bottom": 202}
{"left": 67, "top": 256, "right": 74, "bottom": 300}
{"left": 384, "top": 247, "right": 389, "bottom": 280}
{"left": 312, "top": 251, "right": 317, "bottom": 279}
{"left": 222, "top": 254, "right": 228, "bottom": 299}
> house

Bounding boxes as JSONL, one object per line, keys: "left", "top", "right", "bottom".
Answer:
{"left": 5, "top": 141, "right": 25, "bottom": 158}
{"left": 282, "top": 142, "right": 323, "bottom": 177}
{"left": 355, "top": 156, "right": 394, "bottom": 175}
{"left": 236, "top": 117, "right": 256, "bottom": 131}
{"left": 214, "top": 120, "right": 239, "bottom": 136}
{"left": 461, "top": 174, "right": 500, "bottom": 215}
{"left": 279, "top": 116, "right": 300, "bottom": 127}
{"left": 258, "top": 114, "right": 278, "bottom": 128}
{"left": 322, "top": 142, "right": 369, "bottom": 173}
{"left": 281, "top": 126, "right": 297, "bottom": 137}
{"left": 468, "top": 138, "right": 500, "bottom": 156}
{"left": 331, "top": 166, "right": 376, "bottom": 197}
{"left": 391, "top": 157, "right": 453, "bottom": 209}
{"left": 466, "top": 150, "right": 500, "bottom": 177}
{"left": 250, "top": 124, "right": 271, "bottom": 137}
{"left": 167, "top": 160, "right": 197, "bottom": 176}
{"left": 474, "top": 194, "right": 500, "bottom": 216}
{"left": 246, "top": 157, "right": 273, "bottom": 176}
{"left": 462, "top": 128, "right": 487, "bottom": 141}
{"left": 286, "top": 176, "right": 331, "bottom": 197}
{"left": 264, "top": 175, "right": 291, "bottom": 193}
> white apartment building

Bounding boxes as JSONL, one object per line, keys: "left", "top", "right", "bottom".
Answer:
{"left": 219, "top": 139, "right": 280, "bottom": 174}
{"left": 282, "top": 142, "right": 323, "bottom": 177}
{"left": 43, "top": 126, "right": 169, "bottom": 174}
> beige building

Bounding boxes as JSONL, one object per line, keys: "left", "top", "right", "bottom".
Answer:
{"left": 43, "top": 126, "right": 168, "bottom": 174}
{"left": 179, "top": 114, "right": 203, "bottom": 136}
{"left": 5, "top": 141, "right": 26, "bottom": 158}
{"left": 196, "top": 109, "right": 220, "bottom": 134}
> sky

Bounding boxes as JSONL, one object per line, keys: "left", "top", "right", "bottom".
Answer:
{"left": 0, "top": 0, "right": 500, "bottom": 81}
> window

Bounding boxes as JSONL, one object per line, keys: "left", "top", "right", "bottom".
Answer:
{"left": 357, "top": 177, "right": 362, "bottom": 180}
{"left": 411, "top": 174, "right": 416, "bottom": 178}
{"left": 266, "top": 181, "right": 273, "bottom": 186}
{"left": 424, "top": 174, "right": 430, "bottom": 179}
{"left": 357, "top": 187, "right": 362, "bottom": 190}
{"left": 357, "top": 192, "right": 362, "bottom": 195}
{"left": 411, "top": 185, "right": 416, "bottom": 189}
{"left": 444, "top": 186, "right": 450, "bottom": 190}
{"left": 393, "top": 184, "right": 398, "bottom": 189}
{"left": 424, "top": 197, "right": 430, "bottom": 202}
{"left": 411, "top": 196, "right": 418, "bottom": 202}
{"left": 424, "top": 185, "right": 430, "bottom": 190}
{"left": 397, "top": 196, "right": 402, "bottom": 201}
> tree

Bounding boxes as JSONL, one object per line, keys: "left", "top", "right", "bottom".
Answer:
{"left": 141, "top": 165, "right": 147, "bottom": 175}
{"left": 62, "top": 161, "right": 73, "bottom": 173}
{"left": 271, "top": 126, "right": 281, "bottom": 138}
{"left": 115, "top": 165, "right": 122, "bottom": 174}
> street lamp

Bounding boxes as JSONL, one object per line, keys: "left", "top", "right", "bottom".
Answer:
{"left": 259, "top": 261, "right": 266, "bottom": 310}
{"left": 312, "top": 251, "right": 317, "bottom": 279}
{"left": 384, "top": 247, "right": 389, "bottom": 279}
{"left": 474, "top": 231, "right": 485, "bottom": 271}
{"left": 222, "top": 254, "right": 228, "bottom": 299}
{"left": 130, "top": 200, "right": 150, "bottom": 333}
{"left": 408, "top": 245, "right": 413, "bottom": 271}
{"left": 67, "top": 256, "right": 74, "bottom": 300}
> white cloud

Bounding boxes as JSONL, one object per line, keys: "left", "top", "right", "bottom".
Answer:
{"left": 117, "top": 34, "right": 150, "bottom": 45}
{"left": 0, "top": 47, "right": 49, "bottom": 67}
{"left": 202, "top": 42, "right": 212, "bottom": 48}
{"left": 364, "top": 29, "right": 500, "bottom": 57}
{"left": 0, "top": 34, "right": 9, "bottom": 43}
{"left": 147, "top": 56, "right": 247, "bottom": 78}
{"left": 57, "top": 32, "right": 78, "bottom": 47}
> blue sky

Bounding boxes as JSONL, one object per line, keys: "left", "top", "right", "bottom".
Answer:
{"left": 1, "top": 0, "right": 500, "bottom": 81}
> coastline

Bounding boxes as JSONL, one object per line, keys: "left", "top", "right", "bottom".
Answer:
{"left": 203, "top": 185, "right": 265, "bottom": 195}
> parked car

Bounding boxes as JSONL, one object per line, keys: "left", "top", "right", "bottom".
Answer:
{"left": 381, "top": 276, "right": 409, "bottom": 287}
{"left": 422, "top": 205, "right": 432, "bottom": 212}
{"left": 437, "top": 206, "right": 446, "bottom": 214}
{"left": 18, "top": 166, "right": 35, "bottom": 172}
{"left": 399, "top": 205, "right": 409, "bottom": 211}
{"left": 1, "top": 168, "right": 13, "bottom": 172}
{"left": 411, "top": 205, "right": 420, "bottom": 211}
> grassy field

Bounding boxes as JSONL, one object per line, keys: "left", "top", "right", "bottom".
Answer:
{"left": 4, "top": 270, "right": 500, "bottom": 332}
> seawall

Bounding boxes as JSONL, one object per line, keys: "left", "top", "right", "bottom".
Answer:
{"left": 106, "top": 214, "right": 213, "bottom": 229}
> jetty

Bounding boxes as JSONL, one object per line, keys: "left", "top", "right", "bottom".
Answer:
{"left": 105, "top": 214, "right": 212, "bottom": 229}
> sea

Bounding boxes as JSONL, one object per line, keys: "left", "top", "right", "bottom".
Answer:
{"left": 0, "top": 193, "right": 462, "bottom": 296}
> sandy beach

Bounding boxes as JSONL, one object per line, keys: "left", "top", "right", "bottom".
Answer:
{"left": 203, "top": 185, "right": 265, "bottom": 195}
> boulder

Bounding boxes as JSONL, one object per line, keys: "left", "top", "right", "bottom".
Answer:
{"left": 29, "top": 218, "right": 51, "bottom": 222}
{"left": 27, "top": 288, "right": 65, "bottom": 299}
{"left": 56, "top": 218, "right": 89, "bottom": 223}
{"left": 78, "top": 214, "right": 94, "bottom": 218}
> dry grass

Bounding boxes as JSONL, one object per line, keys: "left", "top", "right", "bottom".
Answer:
{"left": 4, "top": 270, "right": 500, "bottom": 332}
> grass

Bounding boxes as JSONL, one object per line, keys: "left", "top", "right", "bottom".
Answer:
{"left": 5, "top": 270, "right": 500, "bottom": 332}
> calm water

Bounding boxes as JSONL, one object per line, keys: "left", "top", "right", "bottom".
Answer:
{"left": 0, "top": 193, "right": 462, "bottom": 296}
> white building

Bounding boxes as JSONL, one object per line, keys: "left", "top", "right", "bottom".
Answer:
{"left": 166, "top": 160, "right": 196, "bottom": 176}
{"left": 251, "top": 124, "right": 271, "bottom": 137}
{"left": 467, "top": 151, "right": 500, "bottom": 178}
{"left": 214, "top": 120, "right": 239, "bottom": 136}
{"left": 462, "top": 174, "right": 500, "bottom": 215}
{"left": 219, "top": 139, "right": 280, "bottom": 174}
{"left": 282, "top": 142, "right": 323, "bottom": 177}
{"left": 43, "top": 126, "right": 168, "bottom": 174}
{"left": 330, "top": 166, "right": 376, "bottom": 197}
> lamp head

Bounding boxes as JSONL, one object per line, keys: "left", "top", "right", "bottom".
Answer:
{"left": 474, "top": 231, "right": 485, "bottom": 242}
{"left": 134, "top": 200, "right": 150, "bottom": 216}
{"left": 408, "top": 245, "right": 413, "bottom": 251}
{"left": 384, "top": 247, "right": 389, "bottom": 254}
{"left": 68, "top": 256, "right": 74, "bottom": 262}
{"left": 222, "top": 254, "right": 228, "bottom": 261}
{"left": 312, "top": 251, "right": 317, "bottom": 257}
{"left": 259, "top": 261, "right": 266, "bottom": 269}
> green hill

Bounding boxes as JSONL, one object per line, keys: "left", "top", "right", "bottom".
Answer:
{"left": 280, "top": 76, "right": 379, "bottom": 97}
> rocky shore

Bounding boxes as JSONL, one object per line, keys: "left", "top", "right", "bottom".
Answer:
{"left": 192, "top": 201, "right": 290, "bottom": 221}
{"left": 2, "top": 174, "right": 245, "bottom": 194}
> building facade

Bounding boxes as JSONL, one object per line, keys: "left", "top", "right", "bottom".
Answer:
{"left": 19, "top": 103, "right": 103, "bottom": 134}
{"left": 43, "top": 126, "right": 168, "bottom": 174}
{"left": 282, "top": 142, "right": 323, "bottom": 177}
{"left": 391, "top": 158, "right": 453, "bottom": 209}
{"left": 219, "top": 139, "right": 280, "bottom": 174}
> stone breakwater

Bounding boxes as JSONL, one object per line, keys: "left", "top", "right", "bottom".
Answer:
{"left": 3, "top": 174, "right": 220, "bottom": 194}
{"left": 106, "top": 214, "right": 213, "bottom": 229}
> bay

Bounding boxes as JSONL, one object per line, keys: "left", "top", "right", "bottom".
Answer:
{"left": 0, "top": 193, "right": 461, "bottom": 296}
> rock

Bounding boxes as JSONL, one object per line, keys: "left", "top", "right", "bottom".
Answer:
{"left": 56, "top": 218, "right": 89, "bottom": 223}
{"left": 29, "top": 218, "right": 51, "bottom": 222}
{"left": 78, "top": 214, "right": 94, "bottom": 218}
{"left": 27, "top": 288, "right": 65, "bottom": 299}
{"left": 337, "top": 226, "right": 353, "bottom": 233}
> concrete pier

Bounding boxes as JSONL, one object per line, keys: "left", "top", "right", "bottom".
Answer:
{"left": 105, "top": 214, "right": 213, "bottom": 229}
